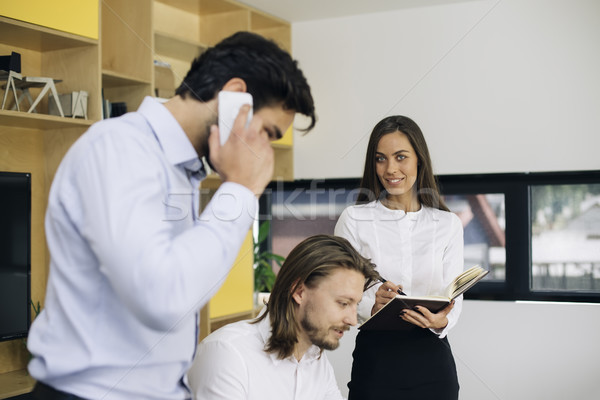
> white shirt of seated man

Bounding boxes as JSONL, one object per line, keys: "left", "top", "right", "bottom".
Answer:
{"left": 188, "top": 265, "right": 366, "bottom": 400}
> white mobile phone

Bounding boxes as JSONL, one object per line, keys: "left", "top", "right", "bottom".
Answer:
{"left": 218, "top": 91, "right": 253, "bottom": 145}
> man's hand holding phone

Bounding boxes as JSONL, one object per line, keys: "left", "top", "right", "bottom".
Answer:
{"left": 209, "top": 91, "right": 274, "bottom": 196}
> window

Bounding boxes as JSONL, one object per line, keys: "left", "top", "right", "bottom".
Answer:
{"left": 439, "top": 170, "right": 600, "bottom": 303}
{"left": 444, "top": 194, "right": 506, "bottom": 281}
{"left": 260, "top": 179, "right": 359, "bottom": 273}
{"left": 261, "top": 171, "right": 600, "bottom": 303}
{"left": 530, "top": 183, "right": 600, "bottom": 292}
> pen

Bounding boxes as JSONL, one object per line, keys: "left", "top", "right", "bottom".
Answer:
{"left": 378, "top": 276, "right": 407, "bottom": 296}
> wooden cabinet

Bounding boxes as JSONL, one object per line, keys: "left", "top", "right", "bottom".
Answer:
{"left": 0, "top": 1, "right": 292, "bottom": 394}
{"left": 1, "top": 0, "right": 99, "bottom": 40}
{"left": 101, "top": 0, "right": 153, "bottom": 114}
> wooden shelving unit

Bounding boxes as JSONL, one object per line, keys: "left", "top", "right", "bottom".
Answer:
{"left": 101, "top": 0, "right": 153, "bottom": 113}
{"left": 0, "top": 369, "right": 35, "bottom": 399}
{"left": 154, "top": 30, "right": 208, "bottom": 61}
{"left": 0, "top": 1, "right": 293, "bottom": 395}
{"left": 0, "top": 9, "right": 100, "bottom": 398}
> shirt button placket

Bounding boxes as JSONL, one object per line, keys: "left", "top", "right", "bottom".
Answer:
{"left": 294, "top": 363, "right": 300, "bottom": 400}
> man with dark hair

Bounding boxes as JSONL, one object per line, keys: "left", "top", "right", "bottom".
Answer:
{"left": 27, "top": 32, "right": 315, "bottom": 400}
{"left": 188, "top": 234, "right": 378, "bottom": 400}
{"left": 176, "top": 32, "right": 315, "bottom": 132}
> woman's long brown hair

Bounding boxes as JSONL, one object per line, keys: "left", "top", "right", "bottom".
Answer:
{"left": 355, "top": 115, "right": 449, "bottom": 211}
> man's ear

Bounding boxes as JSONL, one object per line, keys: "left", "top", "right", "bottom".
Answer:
{"left": 291, "top": 281, "right": 306, "bottom": 305}
{"left": 221, "top": 77, "right": 247, "bottom": 93}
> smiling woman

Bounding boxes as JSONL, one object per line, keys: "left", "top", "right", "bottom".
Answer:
{"left": 374, "top": 131, "right": 419, "bottom": 210}
{"left": 335, "top": 115, "right": 463, "bottom": 400}
{"left": 355, "top": 115, "right": 449, "bottom": 213}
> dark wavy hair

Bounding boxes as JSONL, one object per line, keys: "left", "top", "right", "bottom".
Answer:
{"left": 254, "top": 234, "right": 377, "bottom": 359}
{"left": 355, "top": 115, "right": 449, "bottom": 211}
{"left": 175, "top": 31, "right": 316, "bottom": 132}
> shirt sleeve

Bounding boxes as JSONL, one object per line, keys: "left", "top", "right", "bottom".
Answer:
{"left": 65, "top": 130, "right": 257, "bottom": 331}
{"left": 431, "top": 212, "right": 464, "bottom": 338}
{"left": 187, "top": 339, "right": 248, "bottom": 399}
{"left": 334, "top": 208, "right": 377, "bottom": 323}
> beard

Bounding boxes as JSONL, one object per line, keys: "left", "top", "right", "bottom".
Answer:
{"left": 300, "top": 304, "right": 350, "bottom": 351}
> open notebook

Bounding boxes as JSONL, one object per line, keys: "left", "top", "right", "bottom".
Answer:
{"left": 359, "top": 266, "right": 489, "bottom": 331}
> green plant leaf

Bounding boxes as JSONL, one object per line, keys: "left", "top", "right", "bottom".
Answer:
{"left": 263, "top": 252, "right": 285, "bottom": 262}
{"left": 257, "top": 221, "right": 270, "bottom": 244}
{"left": 252, "top": 220, "right": 285, "bottom": 293}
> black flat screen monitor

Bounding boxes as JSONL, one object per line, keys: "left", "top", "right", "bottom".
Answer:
{"left": 0, "top": 172, "right": 31, "bottom": 341}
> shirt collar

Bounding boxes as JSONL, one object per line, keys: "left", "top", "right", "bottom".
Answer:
{"left": 375, "top": 200, "right": 425, "bottom": 220}
{"left": 137, "top": 96, "right": 204, "bottom": 175}
{"left": 257, "top": 311, "right": 322, "bottom": 366}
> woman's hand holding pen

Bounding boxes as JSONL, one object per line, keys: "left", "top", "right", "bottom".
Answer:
{"left": 400, "top": 300, "right": 455, "bottom": 330}
{"left": 371, "top": 281, "right": 404, "bottom": 315}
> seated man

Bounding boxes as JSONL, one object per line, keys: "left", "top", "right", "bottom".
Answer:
{"left": 188, "top": 234, "right": 378, "bottom": 399}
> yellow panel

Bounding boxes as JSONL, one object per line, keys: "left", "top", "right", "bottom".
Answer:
{"left": 209, "top": 231, "right": 254, "bottom": 319}
{"left": 272, "top": 123, "right": 293, "bottom": 147}
{"left": 1, "top": 0, "right": 99, "bottom": 39}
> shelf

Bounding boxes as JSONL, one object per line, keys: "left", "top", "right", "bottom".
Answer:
{"left": 0, "top": 16, "right": 97, "bottom": 51}
{"left": 250, "top": 11, "right": 288, "bottom": 30}
{"left": 0, "top": 109, "right": 94, "bottom": 130}
{"left": 102, "top": 70, "right": 152, "bottom": 88}
{"left": 0, "top": 369, "right": 35, "bottom": 400}
{"left": 155, "top": 0, "right": 243, "bottom": 15}
{"left": 154, "top": 30, "right": 207, "bottom": 61}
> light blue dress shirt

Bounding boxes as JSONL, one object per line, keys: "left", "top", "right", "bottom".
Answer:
{"left": 27, "top": 97, "right": 258, "bottom": 400}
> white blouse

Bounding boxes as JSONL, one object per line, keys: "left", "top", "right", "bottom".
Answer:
{"left": 335, "top": 201, "right": 464, "bottom": 338}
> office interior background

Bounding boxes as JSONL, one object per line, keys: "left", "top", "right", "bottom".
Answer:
{"left": 0, "top": 0, "right": 598, "bottom": 399}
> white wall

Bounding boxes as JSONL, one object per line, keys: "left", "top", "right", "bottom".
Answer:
{"left": 293, "top": 1, "right": 600, "bottom": 398}
{"left": 292, "top": 0, "right": 600, "bottom": 178}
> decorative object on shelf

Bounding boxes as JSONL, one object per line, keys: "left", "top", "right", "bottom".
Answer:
{"left": 18, "top": 76, "right": 64, "bottom": 116}
{"left": 49, "top": 90, "right": 88, "bottom": 119}
{"left": 0, "top": 51, "right": 22, "bottom": 111}
{"left": 0, "top": 51, "right": 21, "bottom": 73}
{"left": 0, "top": 70, "right": 23, "bottom": 111}
{"left": 101, "top": 99, "right": 127, "bottom": 119}
{"left": 154, "top": 60, "right": 175, "bottom": 99}
{"left": 253, "top": 221, "right": 285, "bottom": 305}
{"left": 3, "top": 75, "right": 65, "bottom": 116}
{"left": 110, "top": 102, "right": 127, "bottom": 118}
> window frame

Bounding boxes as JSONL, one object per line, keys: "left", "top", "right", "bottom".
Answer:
{"left": 263, "top": 170, "right": 600, "bottom": 304}
{"left": 438, "top": 170, "right": 600, "bottom": 303}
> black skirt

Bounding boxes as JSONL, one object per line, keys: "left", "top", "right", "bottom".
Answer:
{"left": 348, "top": 328, "right": 459, "bottom": 400}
